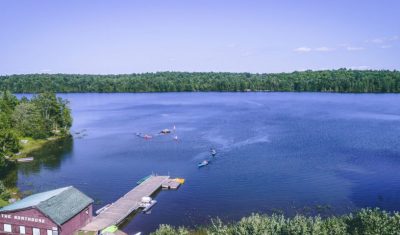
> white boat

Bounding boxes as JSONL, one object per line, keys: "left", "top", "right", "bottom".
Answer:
{"left": 210, "top": 149, "right": 217, "bottom": 156}
{"left": 139, "top": 196, "right": 158, "bottom": 213}
{"left": 198, "top": 160, "right": 209, "bottom": 167}
{"left": 142, "top": 200, "right": 157, "bottom": 213}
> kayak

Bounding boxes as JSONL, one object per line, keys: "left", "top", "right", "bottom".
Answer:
{"left": 143, "top": 134, "right": 153, "bottom": 139}
{"left": 198, "top": 160, "right": 209, "bottom": 168}
{"left": 173, "top": 178, "right": 185, "bottom": 184}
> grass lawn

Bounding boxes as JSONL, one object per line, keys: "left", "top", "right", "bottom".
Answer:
{"left": 11, "top": 137, "right": 60, "bottom": 159}
{"left": 0, "top": 198, "right": 9, "bottom": 207}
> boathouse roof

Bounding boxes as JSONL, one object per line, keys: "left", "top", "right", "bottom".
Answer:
{"left": 0, "top": 186, "right": 93, "bottom": 225}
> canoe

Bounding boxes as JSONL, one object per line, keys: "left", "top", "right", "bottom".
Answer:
{"left": 17, "top": 157, "right": 34, "bottom": 163}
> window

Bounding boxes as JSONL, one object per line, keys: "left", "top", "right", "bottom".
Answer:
{"left": 52, "top": 230, "right": 58, "bottom": 235}
{"left": 47, "top": 230, "right": 52, "bottom": 235}
{"left": 4, "top": 224, "right": 12, "bottom": 232}
{"left": 19, "top": 226, "right": 26, "bottom": 234}
{"left": 33, "top": 228, "right": 40, "bottom": 235}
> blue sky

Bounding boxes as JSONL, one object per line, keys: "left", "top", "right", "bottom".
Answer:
{"left": 0, "top": 0, "right": 399, "bottom": 74}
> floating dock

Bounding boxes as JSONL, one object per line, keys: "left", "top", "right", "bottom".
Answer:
{"left": 81, "top": 175, "right": 171, "bottom": 233}
{"left": 161, "top": 179, "right": 181, "bottom": 189}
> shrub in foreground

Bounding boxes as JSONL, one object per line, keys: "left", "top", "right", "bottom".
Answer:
{"left": 151, "top": 208, "right": 400, "bottom": 235}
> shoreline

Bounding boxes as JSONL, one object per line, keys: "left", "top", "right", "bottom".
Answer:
{"left": 11, "top": 135, "right": 68, "bottom": 160}
{"left": 1, "top": 134, "right": 71, "bottom": 207}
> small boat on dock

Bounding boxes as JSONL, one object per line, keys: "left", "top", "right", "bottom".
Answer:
{"left": 198, "top": 160, "right": 209, "bottom": 168}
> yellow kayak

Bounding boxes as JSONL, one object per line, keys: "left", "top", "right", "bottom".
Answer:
{"left": 173, "top": 178, "right": 185, "bottom": 184}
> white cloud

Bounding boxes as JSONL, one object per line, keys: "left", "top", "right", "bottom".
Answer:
{"left": 370, "top": 38, "right": 385, "bottom": 44}
{"left": 367, "top": 35, "right": 399, "bottom": 44}
{"left": 346, "top": 46, "right": 364, "bottom": 51}
{"left": 294, "top": 46, "right": 336, "bottom": 53}
{"left": 380, "top": 45, "right": 392, "bottom": 49}
{"left": 338, "top": 43, "right": 349, "bottom": 47}
{"left": 314, "top": 47, "right": 335, "bottom": 52}
{"left": 294, "top": 47, "right": 312, "bottom": 53}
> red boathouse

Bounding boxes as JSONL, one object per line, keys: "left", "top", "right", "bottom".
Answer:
{"left": 0, "top": 186, "right": 93, "bottom": 235}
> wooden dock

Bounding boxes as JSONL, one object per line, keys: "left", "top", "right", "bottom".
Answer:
{"left": 81, "top": 175, "right": 170, "bottom": 232}
{"left": 162, "top": 179, "right": 181, "bottom": 189}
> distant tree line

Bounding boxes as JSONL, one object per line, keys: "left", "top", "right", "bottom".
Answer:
{"left": 0, "top": 91, "right": 72, "bottom": 171}
{"left": 151, "top": 208, "right": 400, "bottom": 235}
{"left": 0, "top": 69, "right": 399, "bottom": 93}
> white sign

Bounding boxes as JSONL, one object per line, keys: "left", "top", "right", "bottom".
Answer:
{"left": 1, "top": 214, "right": 45, "bottom": 224}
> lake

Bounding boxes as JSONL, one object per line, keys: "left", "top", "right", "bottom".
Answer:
{"left": 10, "top": 92, "right": 400, "bottom": 234}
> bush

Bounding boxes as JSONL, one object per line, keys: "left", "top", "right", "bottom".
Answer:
{"left": 0, "top": 181, "right": 11, "bottom": 201}
{"left": 151, "top": 224, "right": 190, "bottom": 235}
{"left": 347, "top": 208, "right": 400, "bottom": 235}
{"left": 151, "top": 209, "right": 400, "bottom": 235}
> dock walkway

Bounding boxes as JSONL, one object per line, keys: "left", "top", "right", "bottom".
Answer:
{"left": 81, "top": 175, "right": 170, "bottom": 232}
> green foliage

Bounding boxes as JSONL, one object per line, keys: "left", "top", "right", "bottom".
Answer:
{"left": 151, "top": 209, "right": 400, "bottom": 235}
{"left": 0, "top": 130, "right": 20, "bottom": 156}
{"left": 31, "top": 93, "right": 72, "bottom": 135}
{"left": 347, "top": 208, "right": 400, "bottom": 235}
{"left": 0, "top": 69, "right": 399, "bottom": 93}
{"left": 0, "top": 181, "right": 11, "bottom": 201}
{"left": 12, "top": 102, "right": 47, "bottom": 138}
{"left": 151, "top": 224, "right": 190, "bottom": 235}
{"left": 0, "top": 91, "right": 72, "bottom": 172}
{"left": 0, "top": 91, "right": 19, "bottom": 129}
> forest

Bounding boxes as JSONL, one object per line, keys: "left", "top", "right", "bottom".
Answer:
{"left": 0, "top": 69, "right": 399, "bottom": 93}
{"left": 0, "top": 91, "right": 72, "bottom": 172}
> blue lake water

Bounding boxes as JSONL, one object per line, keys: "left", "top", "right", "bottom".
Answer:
{"left": 13, "top": 92, "right": 400, "bottom": 234}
